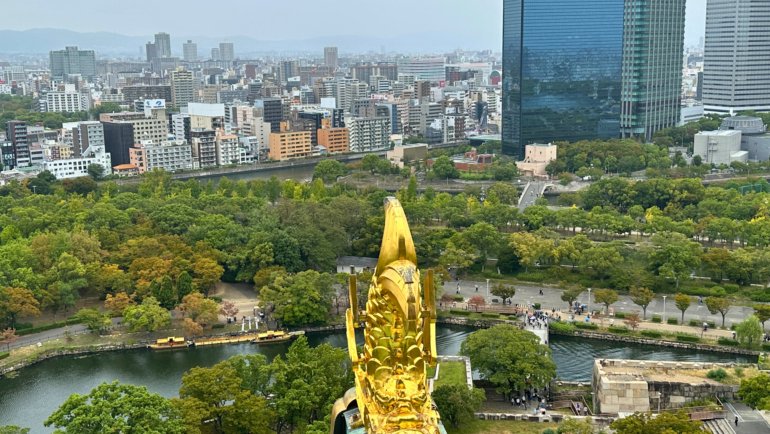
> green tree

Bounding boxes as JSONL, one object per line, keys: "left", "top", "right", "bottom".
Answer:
{"left": 431, "top": 156, "right": 459, "bottom": 179}
{"left": 265, "top": 176, "right": 282, "bottom": 205}
{"left": 738, "top": 373, "right": 770, "bottom": 410}
{"left": 609, "top": 411, "right": 702, "bottom": 434}
{"left": 180, "top": 292, "right": 220, "bottom": 328}
{"left": 438, "top": 241, "right": 478, "bottom": 277}
{"left": 647, "top": 232, "right": 702, "bottom": 289}
{"left": 179, "top": 362, "right": 243, "bottom": 431}
{"left": 432, "top": 385, "right": 485, "bottom": 428}
{"left": 629, "top": 287, "right": 655, "bottom": 319}
{"left": 86, "top": 164, "right": 105, "bottom": 181}
{"left": 152, "top": 275, "right": 177, "bottom": 310}
{"left": 260, "top": 271, "right": 334, "bottom": 327}
{"left": 491, "top": 283, "right": 516, "bottom": 305}
{"left": 461, "top": 324, "right": 556, "bottom": 398}
{"left": 704, "top": 297, "right": 731, "bottom": 327}
{"left": 593, "top": 289, "right": 618, "bottom": 314}
{"left": 557, "top": 418, "right": 595, "bottom": 434}
{"left": 45, "top": 382, "right": 184, "bottom": 434}
{"left": 736, "top": 315, "right": 763, "bottom": 348}
{"left": 176, "top": 271, "right": 194, "bottom": 301}
{"left": 0, "top": 426, "right": 29, "bottom": 434}
{"left": 0, "top": 286, "right": 41, "bottom": 328}
{"left": 73, "top": 308, "right": 111, "bottom": 333}
{"left": 753, "top": 304, "right": 770, "bottom": 330}
{"left": 459, "top": 222, "right": 501, "bottom": 271}
{"left": 123, "top": 296, "right": 171, "bottom": 333}
{"left": 312, "top": 159, "right": 348, "bottom": 183}
{"left": 674, "top": 293, "right": 691, "bottom": 323}
{"left": 561, "top": 287, "right": 583, "bottom": 310}
{"left": 578, "top": 245, "right": 623, "bottom": 280}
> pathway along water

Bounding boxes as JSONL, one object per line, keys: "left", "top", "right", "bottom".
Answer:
{"left": 0, "top": 325, "right": 754, "bottom": 433}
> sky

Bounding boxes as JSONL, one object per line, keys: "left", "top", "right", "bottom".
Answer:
{"left": 2, "top": 0, "right": 707, "bottom": 49}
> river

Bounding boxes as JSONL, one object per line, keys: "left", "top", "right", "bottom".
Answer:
{"left": 0, "top": 326, "right": 754, "bottom": 433}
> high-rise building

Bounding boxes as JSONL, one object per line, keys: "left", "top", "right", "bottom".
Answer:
{"left": 398, "top": 58, "right": 445, "bottom": 83}
{"left": 183, "top": 40, "right": 198, "bottom": 62}
{"left": 255, "top": 98, "right": 285, "bottom": 133}
{"left": 71, "top": 121, "right": 104, "bottom": 157}
{"left": 155, "top": 32, "right": 172, "bottom": 58}
{"left": 170, "top": 68, "right": 194, "bottom": 108}
{"left": 219, "top": 43, "right": 235, "bottom": 62}
{"left": 49, "top": 46, "right": 97, "bottom": 80}
{"left": 703, "top": 0, "right": 770, "bottom": 114}
{"left": 324, "top": 47, "right": 339, "bottom": 69}
{"left": 145, "top": 42, "right": 158, "bottom": 62}
{"left": 502, "top": 0, "right": 684, "bottom": 158}
{"left": 347, "top": 117, "right": 391, "bottom": 152}
{"left": 211, "top": 48, "right": 220, "bottom": 61}
{"left": 620, "top": 0, "right": 686, "bottom": 142}
{"left": 5, "top": 120, "right": 29, "bottom": 168}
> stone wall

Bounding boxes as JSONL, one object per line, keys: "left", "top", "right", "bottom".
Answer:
{"left": 593, "top": 359, "right": 741, "bottom": 416}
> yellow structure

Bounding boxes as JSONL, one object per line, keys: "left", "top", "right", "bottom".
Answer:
{"left": 331, "top": 198, "right": 442, "bottom": 434}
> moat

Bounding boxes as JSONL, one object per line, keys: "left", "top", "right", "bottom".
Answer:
{"left": 0, "top": 325, "right": 754, "bottom": 433}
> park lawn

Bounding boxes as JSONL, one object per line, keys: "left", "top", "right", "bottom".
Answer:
{"left": 446, "top": 419, "right": 557, "bottom": 434}
{"left": 434, "top": 361, "right": 467, "bottom": 388}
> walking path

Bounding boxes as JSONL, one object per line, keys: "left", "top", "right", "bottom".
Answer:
{"left": 725, "top": 402, "right": 770, "bottom": 434}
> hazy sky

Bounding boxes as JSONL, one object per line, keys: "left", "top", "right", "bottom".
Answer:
{"left": 2, "top": 0, "right": 707, "bottom": 48}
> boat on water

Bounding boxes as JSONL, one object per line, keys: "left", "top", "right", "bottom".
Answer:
{"left": 252, "top": 330, "right": 305, "bottom": 345}
{"left": 148, "top": 336, "right": 189, "bottom": 350}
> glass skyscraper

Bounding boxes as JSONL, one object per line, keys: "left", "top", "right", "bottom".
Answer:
{"left": 503, "top": 0, "right": 624, "bottom": 159}
{"left": 503, "top": 0, "right": 685, "bottom": 158}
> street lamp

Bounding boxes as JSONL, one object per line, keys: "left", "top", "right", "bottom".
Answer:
{"left": 662, "top": 295, "right": 668, "bottom": 322}
{"left": 486, "top": 279, "right": 490, "bottom": 300}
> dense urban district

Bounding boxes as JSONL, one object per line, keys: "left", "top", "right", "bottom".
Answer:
{"left": 2, "top": 0, "right": 770, "bottom": 433}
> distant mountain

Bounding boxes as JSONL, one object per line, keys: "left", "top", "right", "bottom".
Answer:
{"left": 0, "top": 28, "right": 495, "bottom": 56}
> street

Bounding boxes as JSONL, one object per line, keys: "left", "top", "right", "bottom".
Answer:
{"left": 449, "top": 279, "right": 757, "bottom": 327}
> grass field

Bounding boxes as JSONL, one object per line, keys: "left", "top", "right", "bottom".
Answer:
{"left": 434, "top": 361, "right": 468, "bottom": 388}
{"left": 445, "top": 419, "right": 556, "bottom": 434}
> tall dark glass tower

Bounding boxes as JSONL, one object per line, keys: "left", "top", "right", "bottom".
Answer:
{"left": 502, "top": 0, "right": 624, "bottom": 159}
{"left": 503, "top": 0, "right": 685, "bottom": 158}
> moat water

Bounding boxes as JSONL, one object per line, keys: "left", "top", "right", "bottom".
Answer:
{"left": 0, "top": 325, "right": 754, "bottom": 433}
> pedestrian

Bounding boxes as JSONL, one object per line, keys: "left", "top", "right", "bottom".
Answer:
{"left": 539, "top": 289, "right": 543, "bottom": 296}
{"left": 475, "top": 284, "right": 479, "bottom": 292}
{"left": 515, "top": 397, "right": 520, "bottom": 407}
{"left": 735, "top": 416, "right": 739, "bottom": 427}
{"left": 733, "top": 331, "right": 737, "bottom": 339}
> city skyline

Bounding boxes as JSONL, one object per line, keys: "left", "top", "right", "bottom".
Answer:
{"left": 0, "top": 0, "right": 707, "bottom": 53}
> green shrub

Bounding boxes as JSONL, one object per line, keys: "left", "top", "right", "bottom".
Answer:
{"left": 718, "top": 337, "right": 740, "bottom": 347}
{"left": 549, "top": 322, "right": 575, "bottom": 333}
{"left": 708, "top": 321, "right": 716, "bottom": 328}
{"left": 0, "top": 352, "right": 8, "bottom": 360}
{"left": 706, "top": 368, "right": 728, "bottom": 382}
{"left": 574, "top": 322, "right": 598, "bottom": 330}
{"left": 734, "top": 367, "right": 744, "bottom": 378}
{"left": 722, "top": 283, "right": 740, "bottom": 294}
{"left": 614, "top": 312, "right": 626, "bottom": 319}
{"left": 761, "top": 343, "right": 770, "bottom": 351}
{"left": 688, "top": 319, "right": 700, "bottom": 327}
{"left": 652, "top": 316, "right": 662, "bottom": 323}
{"left": 17, "top": 318, "right": 83, "bottom": 336}
{"left": 667, "top": 318, "right": 678, "bottom": 325}
{"left": 533, "top": 303, "right": 541, "bottom": 310}
{"left": 641, "top": 330, "right": 663, "bottom": 338}
{"left": 208, "top": 296, "right": 223, "bottom": 303}
{"left": 608, "top": 326, "right": 630, "bottom": 334}
{"left": 449, "top": 309, "right": 471, "bottom": 316}
{"left": 481, "top": 312, "right": 500, "bottom": 318}
{"left": 542, "top": 429, "right": 557, "bottom": 434}
{"left": 211, "top": 324, "right": 225, "bottom": 329}
{"left": 14, "top": 323, "right": 33, "bottom": 330}
{"left": 680, "top": 286, "right": 727, "bottom": 297}
{"left": 675, "top": 334, "right": 700, "bottom": 343}
{"left": 452, "top": 295, "right": 465, "bottom": 302}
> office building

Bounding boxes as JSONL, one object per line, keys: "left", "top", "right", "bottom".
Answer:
{"left": 318, "top": 127, "right": 350, "bottom": 154}
{"left": 122, "top": 85, "right": 172, "bottom": 104}
{"left": 255, "top": 98, "right": 284, "bottom": 133}
{"left": 101, "top": 108, "right": 169, "bottom": 147}
{"left": 146, "top": 42, "right": 158, "bottom": 62}
{"left": 347, "top": 117, "right": 391, "bottom": 152}
{"left": 170, "top": 68, "right": 194, "bottom": 108}
{"left": 42, "top": 88, "right": 90, "bottom": 113}
{"left": 324, "top": 46, "right": 339, "bottom": 69}
{"left": 693, "top": 130, "right": 746, "bottom": 165}
{"left": 183, "top": 40, "right": 198, "bottom": 62}
{"left": 211, "top": 48, "right": 220, "bottom": 61}
{"left": 49, "top": 46, "right": 97, "bottom": 80}
{"left": 70, "top": 121, "right": 104, "bottom": 157}
{"left": 268, "top": 130, "right": 313, "bottom": 160}
{"left": 398, "top": 58, "right": 445, "bottom": 83}
{"left": 620, "top": 0, "right": 687, "bottom": 141}
{"left": 102, "top": 122, "right": 134, "bottom": 167}
{"left": 219, "top": 43, "right": 235, "bottom": 62}
{"left": 703, "top": 0, "right": 770, "bottom": 114}
{"left": 155, "top": 32, "right": 172, "bottom": 58}
{"left": 720, "top": 116, "right": 770, "bottom": 161}
{"left": 190, "top": 129, "right": 217, "bottom": 168}
{"left": 5, "top": 120, "right": 29, "bottom": 168}
{"left": 502, "top": 0, "right": 683, "bottom": 158}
